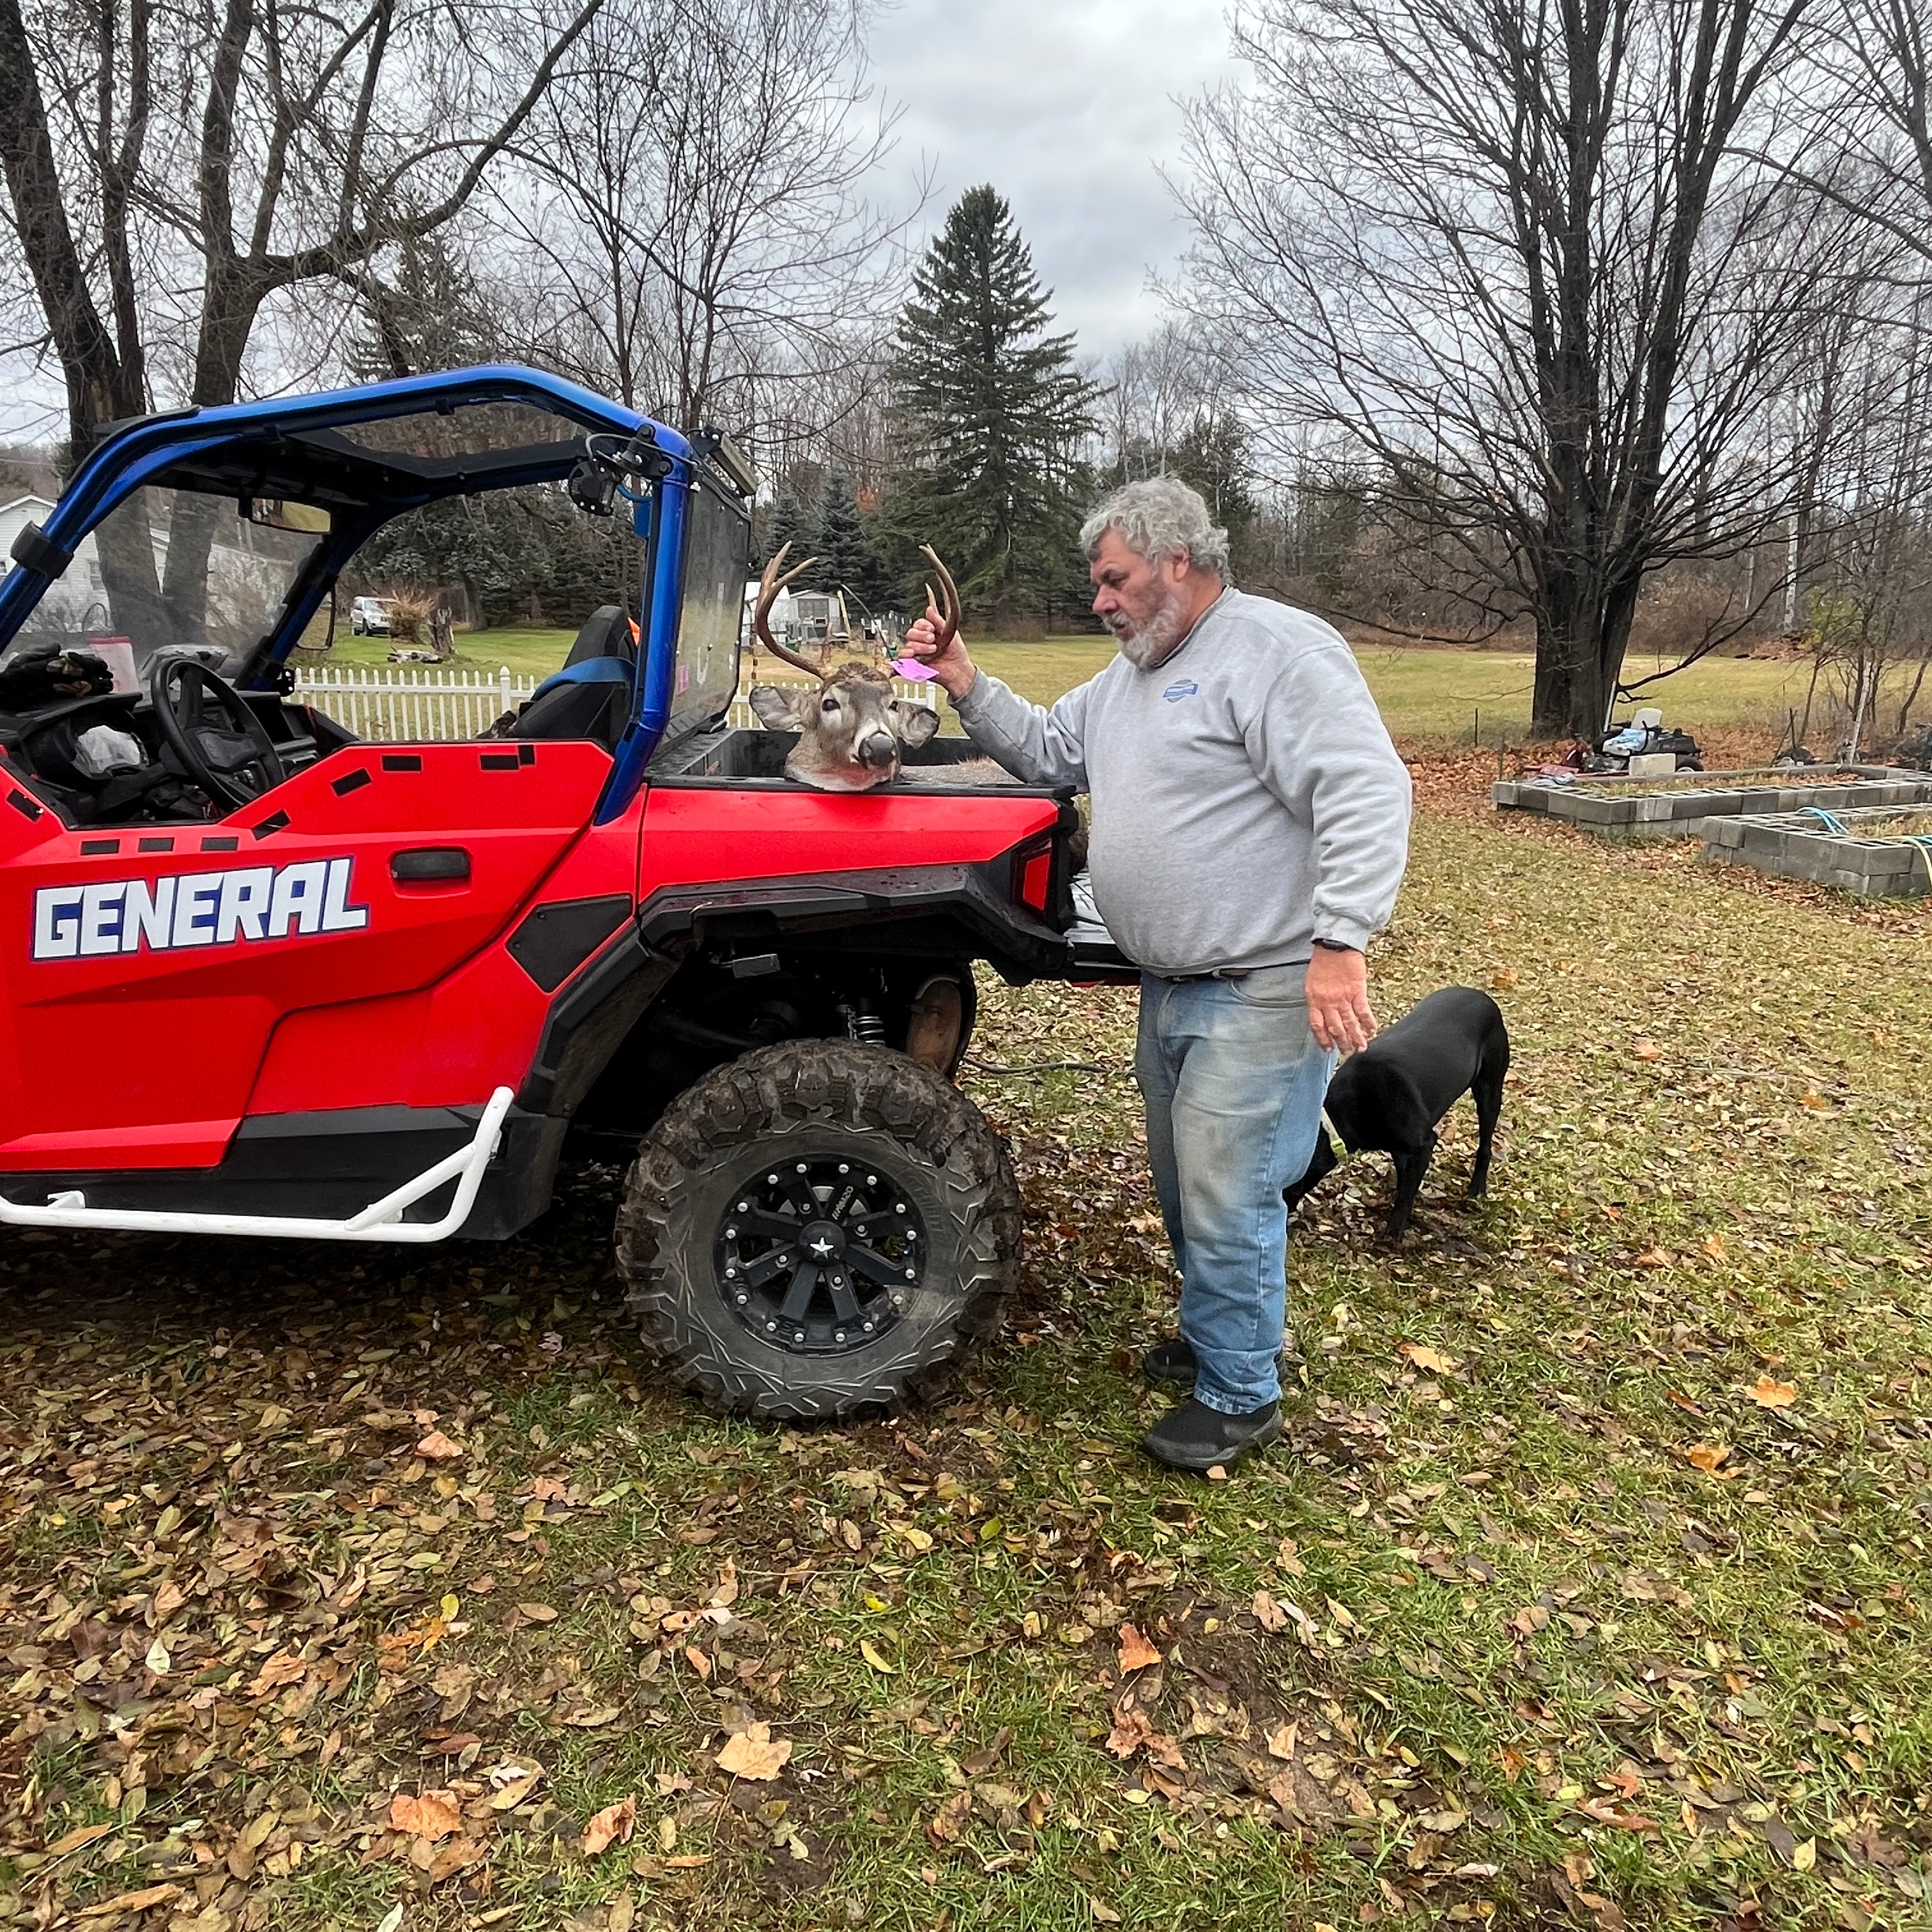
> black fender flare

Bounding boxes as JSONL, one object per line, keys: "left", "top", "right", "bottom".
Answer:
{"left": 515, "top": 857, "right": 1076, "bottom": 1119}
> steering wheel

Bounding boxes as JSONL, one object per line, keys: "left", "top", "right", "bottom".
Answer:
{"left": 148, "top": 655, "right": 286, "bottom": 811}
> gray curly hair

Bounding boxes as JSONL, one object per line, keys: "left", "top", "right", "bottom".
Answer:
{"left": 1080, "top": 475, "right": 1231, "bottom": 579}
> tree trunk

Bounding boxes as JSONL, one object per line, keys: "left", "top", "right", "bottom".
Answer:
{"left": 159, "top": 266, "right": 266, "bottom": 636}
{"left": 0, "top": 0, "right": 144, "bottom": 449}
{"left": 1531, "top": 565, "right": 1643, "bottom": 740}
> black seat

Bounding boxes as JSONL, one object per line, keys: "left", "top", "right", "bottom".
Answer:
{"left": 505, "top": 606, "right": 636, "bottom": 747}
{"left": 565, "top": 605, "right": 635, "bottom": 670}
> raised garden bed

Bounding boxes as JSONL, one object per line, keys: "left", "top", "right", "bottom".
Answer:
{"left": 1491, "top": 765, "right": 1932, "bottom": 839}
{"left": 1702, "top": 804, "right": 1932, "bottom": 897}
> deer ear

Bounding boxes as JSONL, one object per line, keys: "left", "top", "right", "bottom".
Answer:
{"left": 890, "top": 700, "right": 941, "bottom": 747}
{"left": 749, "top": 684, "right": 805, "bottom": 730}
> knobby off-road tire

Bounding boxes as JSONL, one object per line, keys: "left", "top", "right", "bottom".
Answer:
{"left": 615, "top": 1039, "right": 1020, "bottom": 1419}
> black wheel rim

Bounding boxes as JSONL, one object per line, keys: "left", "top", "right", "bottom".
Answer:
{"left": 714, "top": 1154, "right": 925, "bottom": 1354}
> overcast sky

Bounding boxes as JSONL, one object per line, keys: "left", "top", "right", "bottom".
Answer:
{"left": 866, "top": 0, "right": 1241, "bottom": 364}
{"left": 0, "top": 1, "right": 1241, "bottom": 441}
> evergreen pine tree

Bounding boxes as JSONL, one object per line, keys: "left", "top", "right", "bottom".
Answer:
{"left": 1172, "top": 413, "right": 1259, "bottom": 570}
{"left": 813, "top": 471, "right": 889, "bottom": 624}
{"left": 886, "top": 186, "right": 1099, "bottom": 631}
{"left": 763, "top": 489, "right": 807, "bottom": 568}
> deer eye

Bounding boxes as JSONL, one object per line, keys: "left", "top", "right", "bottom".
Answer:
{"left": 820, "top": 696, "right": 838, "bottom": 713}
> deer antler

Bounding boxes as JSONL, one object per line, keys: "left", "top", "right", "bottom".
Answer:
{"left": 919, "top": 544, "right": 962, "bottom": 653}
{"left": 751, "top": 542, "right": 829, "bottom": 680}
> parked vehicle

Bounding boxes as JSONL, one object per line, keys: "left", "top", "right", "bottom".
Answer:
{"left": 0, "top": 366, "right": 1123, "bottom": 1416}
{"left": 349, "top": 595, "right": 397, "bottom": 636}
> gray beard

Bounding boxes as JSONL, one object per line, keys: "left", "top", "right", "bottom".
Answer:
{"left": 1110, "top": 586, "right": 1191, "bottom": 668}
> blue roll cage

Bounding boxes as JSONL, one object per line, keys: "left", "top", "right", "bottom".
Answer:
{"left": 0, "top": 364, "right": 710, "bottom": 825}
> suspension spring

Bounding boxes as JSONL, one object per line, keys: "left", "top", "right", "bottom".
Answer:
{"left": 841, "top": 1002, "right": 887, "bottom": 1046}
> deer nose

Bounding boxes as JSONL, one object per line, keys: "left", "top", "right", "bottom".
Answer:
{"left": 857, "top": 729, "right": 899, "bottom": 767}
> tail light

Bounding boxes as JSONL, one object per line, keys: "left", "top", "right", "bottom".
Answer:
{"left": 1011, "top": 833, "right": 1055, "bottom": 915}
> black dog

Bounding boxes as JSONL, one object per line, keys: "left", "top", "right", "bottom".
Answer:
{"left": 1285, "top": 986, "right": 1509, "bottom": 1240}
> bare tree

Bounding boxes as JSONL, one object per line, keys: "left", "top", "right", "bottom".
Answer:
{"left": 498, "top": 0, "right": 918, "bottom": 448}
{"left": 0, "top": 0, "right": 604, "bottom": 641}
{"left": 1100, "top": 321, "right": 1223, "bottom": 482}
{"left": 1174, "top": 0, "right": 1857, "bottom": 738}
{"left": 0, "top": 0, "right": 603, "bottom": 461}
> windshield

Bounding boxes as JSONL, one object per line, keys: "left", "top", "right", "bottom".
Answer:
{"left": 671, "top": 473, "right": 749, "bottom": 733}
{"left": 2, "top": 487, "right": 324, "bottom": 679}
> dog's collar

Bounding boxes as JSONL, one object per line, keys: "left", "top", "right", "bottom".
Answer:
{"left": 1321, "top": 1107, "right": 1347, "bottom": 1155}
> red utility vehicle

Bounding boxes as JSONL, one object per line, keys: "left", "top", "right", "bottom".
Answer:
{"left": 0, "top": 367, "right": 1116, "bottom": 1415}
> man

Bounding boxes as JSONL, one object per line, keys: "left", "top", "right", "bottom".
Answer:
{"left": 903, "top": 477, "right": 1410, "bottom": 1473}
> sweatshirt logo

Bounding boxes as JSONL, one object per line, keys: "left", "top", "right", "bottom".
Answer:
{"left": 1162, "top": 679, "right": 1198, "bottom": 702}
{"left": 33, "top": 858, "right": 369, "bottom": 961}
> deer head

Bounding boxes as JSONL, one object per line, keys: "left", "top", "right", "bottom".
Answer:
{"left": 746, "top": 541, "right": 946, "bottom": 791}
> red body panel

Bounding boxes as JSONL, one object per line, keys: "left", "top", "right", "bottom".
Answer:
{"left": 249, "top": 782, "right": 644, "bottom": 1113}
{"left": 0, "top": 742, "right": 611, "bottom": 1168}
{"left": 0, "top": 745, "right": 1059, "bottom": 1174}
{"left": 636, "top": 786, "right": 1061, "bottom": 893}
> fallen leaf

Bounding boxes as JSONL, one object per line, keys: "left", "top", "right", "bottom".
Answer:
{"left": 708, "top": 1560, "right": 740, "bottom": 1607}
{"left": 1634, "top": 1246, "right": 1673, "bottom": 1269}
{"left": 1104, "top": 1705, "right": 1185, "bottom": 1769}
{"left": 1791, "top": 1836, "right": 1817, "bottom": 1871}
{"left": 1633, "top": 1038, "right": 1662, "bottom": 1061}
{"left": 1577, "top": 1794, "right": 1657, "bottom": 1830}
{"left": 44, "top": 1823, "right": 116, "bottom": 1856}
{"left": 416, "top": 1429, "right": 464, "bottom": 1460}
{"left": 516, "top": 1601, "right": 558, "bottom": 1623}
{"left": 1250, "top": 1591, "right": 1287, "bottom": 1634}
{"left": 1685, "top": 1442, "right": 1731, "bottom": 1473}
{"left": 581, "top": 1794, "right": 637, "bottom": 1855}
{"left": 859, "top": 1639, "right": 896, "bottom": 1674}
{"left": 486, "top": 1765, "right": 544, "bottom": 1810}
{"left": 427, "top": 1836, "right": 485, "bottom": 1882}
{"left": 716, "top": 1723, "right": 793, "bottom": 1781}
{"left": 1089, "top": 1897, "right": 1123, "bottom": 1924}
{"left": 1399, "top": 1341, "right": 1460, "bottom": 1374}
{"left": 1266, "top": 1723, "right": 1298, "bottom": 1761}
{"left": 1745, "top": 1375, "right": 1797, "bottom": 1408}
{"left": 389, "top": 1790, "right": 461, "bottom": 1840}
{"left": 927, "top": 1790, "right": 972, "bottom": 1844}
{"left": 962, "top": 1726, "right": 1015, "bottom": 1775}
{"left": 1490, "top": 967, "right": 1519, "bottom": 992}
{"left": 247, "top": 1649, "right": 307, "bottom": 1699}
{"left": 1116, "top": 1623, "right": 1162, "bottom": 1672}
{"left": 75, "top": 1885, "right": 185, "bottom": 1919}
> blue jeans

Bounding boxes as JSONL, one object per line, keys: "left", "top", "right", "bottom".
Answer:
{"left": 1135, "top": 965, "right": 1334, "bottom": 1415}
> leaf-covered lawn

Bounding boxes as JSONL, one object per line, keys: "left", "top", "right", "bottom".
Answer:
{"left": 5, "top": 773, "right": 1932, "bottom": 1932}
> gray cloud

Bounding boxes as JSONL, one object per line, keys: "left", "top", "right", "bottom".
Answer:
{"left": 867, "top": 0, "right": 1239, "bottom": 360}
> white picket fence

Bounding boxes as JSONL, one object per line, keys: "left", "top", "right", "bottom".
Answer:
{"left": 293, "top": 663, "right": 942, "bottom": 742}
{"left": 294, "top": 664, "right": 535, "bottom": 742}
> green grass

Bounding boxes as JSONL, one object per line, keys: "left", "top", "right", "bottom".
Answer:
{"left": 1347, "top": 645, "right": 1817, "bottom": 746}
{"left": 6, "top": 792, "right": 1932, "bottom": 1928}
{"left": 300, "top": 625, "right": 581, "bottom": 680}
{"left": 300, "top": 621, "right": 1825, "bottom": 751}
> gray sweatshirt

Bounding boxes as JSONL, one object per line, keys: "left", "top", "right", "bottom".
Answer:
{"left": 954, "top": 588, "right": 1411, "bottom": 976}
